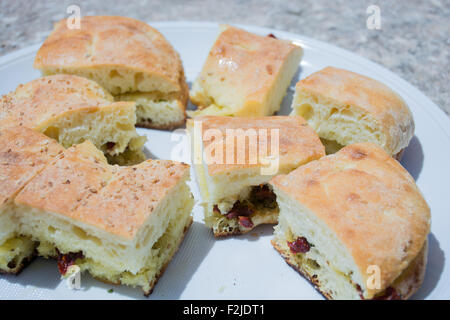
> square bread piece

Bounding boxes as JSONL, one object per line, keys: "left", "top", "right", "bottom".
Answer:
{"left": 271, "top": 143, "right": 430, "bottom": 300}
{"left": 34, "top": 16, "right": 188, "bottom": 130}
{"left": 290, "top": 67, "right": 415, "bottom": 158}
{"left": 187, "top": 116, "right": 324, "bottom": 237}
{"left": 189, "top": 25, "right": 303, "bottom": 117}
{"left": 0, "top": 74, "right": 145, "bottom": 165}
{"left": 13, "top": 141, "right": 194, "bottom": 295}
{"left": 0, "top": 127, "right": 64, "bottom": 274}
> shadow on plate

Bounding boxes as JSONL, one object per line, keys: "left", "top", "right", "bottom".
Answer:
{"left": 276, "top": 66, "right": 303, "bottom": 116}
{"left": 1, "top": 257, "right": 61, "bottom": 290}
{"left": 411, "top": 233, "right": 445, "bottom": 299}
{"left": 400, "top": 136, "right": 424, "bottom": 181}
{"left": 150, "top": 221, "right": 215, "bottom": 299}
{"left": 142, "top": 146, "right": 157, "bottom": 160}
{"left": 186, "top": 80, "right": 197, "bottom": 114}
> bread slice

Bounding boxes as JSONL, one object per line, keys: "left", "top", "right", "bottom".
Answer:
{"left": 290, "top": 67, "right": 414, "bottom": 158}
{"left": 0, "top": 127, "right": 64, "bottom": 274}
{"left": 0, "top": 134, "right": 193, "bottom": 295}
{"left": 34, "top": 16, "right": 188, "bottom": 130}
{"left": 0, "top": 74, "right": 146, "bottom": 164}
{"left": 187, "top": 116, "right": 324, "bottom": 237}
{"left": 271, "top": 143, "right": 430, "bottom": 299}
{"left": 189, "top": 25, "right": 303, "bottom": 117}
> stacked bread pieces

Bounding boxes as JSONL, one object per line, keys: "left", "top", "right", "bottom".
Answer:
{"left": 34, "top": 16, "right": 188, "bottom": 130}
{"left": 0, "top": 126, "right": 194, "bottom": 295}
{"left": 188, "top": 116, "right": 325, "bottom": 236}
{"left": 290, "top": 67, "right": 415, "bottom": 158}
{"left": 189, "top": 25, "right": 303, "bottom": 117}
{"left": 0, "top": 74, "right": 146, "bottom": 165}
{"left": 271, "top": 143, "right": 430, "bottom": 299}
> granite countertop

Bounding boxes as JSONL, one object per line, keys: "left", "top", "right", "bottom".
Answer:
{"left": 0, "top": 0, "right": 448, "bottom": 117}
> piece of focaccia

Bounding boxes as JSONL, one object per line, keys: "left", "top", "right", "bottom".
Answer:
{"left": 0, "top": 136, "right": 194, "bottom": 295}
{"left": 187, "top": 115, "right": 324, "bottom": 237}
{"left": 271, "top": 143, "right": 430, "bottom": 299}
{"left": 189, "top": 25, "right": 303, "bottom": 117}
{"left": 290, "top": 67, "right": 414, "bottom": 158}
{"left": 34, "top": 16, "right": 188, "bottom": 130}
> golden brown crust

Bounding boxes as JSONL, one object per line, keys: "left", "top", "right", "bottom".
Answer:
{"left": 295, "top": 67, "right": 414, "bottom": 155}
{"left": 0, "top": 74, "right": 134, "bottom": 131}
{"left": 75, "top": 159, "right": 190, "bottom": 239}
{"left": 14, "top": 141, "right": 115, "bottom": 218}
{"left": 187, "top": 115, "right": 325, "bottom": 176}
{"left": 15, "top": 141, "right": 190, "bottom": 240}
{"left": 271, "top": 143, "right": 430, "bottom": 297}
{"left": 190, "top": 25, "right": 303, "bottom": 116}
{"left": 0, "top": 126, "right": 64, "bottom": 208}
{"left": 177, "top": 65, "right": 189, "bottom": 113}
{"left": 35, "top": 16, "right": 185, "bottom": 94}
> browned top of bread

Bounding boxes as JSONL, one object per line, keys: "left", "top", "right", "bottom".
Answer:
{"left": 190, "top": 25, "right": 302, "bottom": 115}
{"left": 296, "top": 67, "right": 414, "bottom": 155}
{"left": 0, "top": 74, "right": 134, "bottom": 131}
{"left": 187, "top": 115, "right": 325, "bottom": 176}
{"left": 34, "top": 16, "right": 184, "bottom": 93}
{"left": 15, "top": 140, "right": 190, "bottom": 240}
{"left": 75, "top": 160, "right": 190, "bottom": 239}
{"left": 0, "top": 127, "right": 64, "bottom": 208}
{"left": 14, "top": 141, "right": 115, "bottom": 215}
{"left": 271, "top": 143, "right": 430, "bottom": 296}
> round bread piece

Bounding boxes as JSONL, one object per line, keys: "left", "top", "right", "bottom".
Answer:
{"left": 271, "top": 142, "right": 430, "bottom": 299}
{"left": 290, "top": 67, "right": 414, "bottom": 157}
{"left": 34, "top": 16, "right": 186, "bottom": 95}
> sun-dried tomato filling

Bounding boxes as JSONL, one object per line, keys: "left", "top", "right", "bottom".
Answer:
{"left": 238, "top": 216, "right": 254, "bottom": 229}
{"left": 249, "top": 184, "right": 277, "bottom": 209}
{"left": 287, "top": 237, "right": 311, "bottom": 254}
{"left": 56, "top": 249, "right": 84, "bottom": 275}
{"left": 225, "top": 201, "right": 254, "bottom": 220}
{"left": 214, "top": 201, "right": 255, "bottom": 228}
{"left": 213, "top": 184, "right": 278, "bottom": 229}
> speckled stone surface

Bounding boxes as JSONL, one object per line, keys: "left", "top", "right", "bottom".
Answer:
{"left": 0, "top": 0, "right": 449, "bottom": 116}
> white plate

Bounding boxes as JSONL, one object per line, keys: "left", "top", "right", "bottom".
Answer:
{"left": 0, "top": 21, "right": 449, "bottom": 300}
